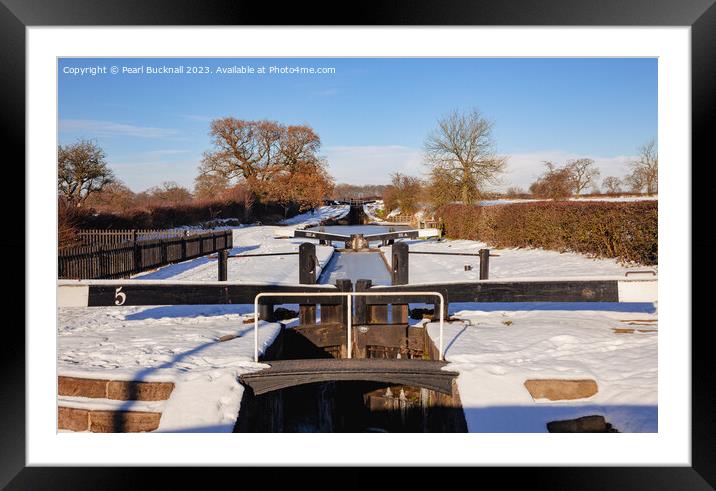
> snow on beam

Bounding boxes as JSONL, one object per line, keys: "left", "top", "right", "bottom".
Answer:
{"left": 618, "top": 279, "right": 657, "bottom": 303}
{"left": 57, "top": 284, "right": 88, "bottom": 307}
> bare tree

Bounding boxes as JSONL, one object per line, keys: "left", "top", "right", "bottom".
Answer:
{"left": 602, "top": 176, "right": 622, "bottom": 195}
{"left": 505, "top": 186, "right": 527, "bottom": 198}
{"left": 145, "top": 181, "right": 193, "bottom": 205}
{"left": 382, "top": 173, "right": 423, "bottom": 215}
{"left": 566, "top": 158, "right": 600, "bottom": 196}
{"left": 58, "top": 139, "right": 115, "bottom": 205}
{"left": 84, "top": 180, "right": 137, "bottom": 212}
{"left": 198, "top": 118, "right": 282, "bottom": 183}
{"left": 198, "top": 118, "right": 326, "bottom": 189}
{"left": 424, "top": 109, "right": 506, "bottom": 205}
{"left": 625, "top": 140, "right": 658, "bottom": 194}
{"left": 279, "top": 125, "right": 322, "bottom": 172}
{"left": 257, "top": 161, "right": 334, "bottom": 216}
{"left": 194, "top": 172, "right": 230, "bottom": 201}
{"left": 529, "top": 162, "right": 574, "bottom": 200}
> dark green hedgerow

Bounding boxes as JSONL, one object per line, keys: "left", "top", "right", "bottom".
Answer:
{"left": 437, "top": 201, "right": 658, "bottom": 265}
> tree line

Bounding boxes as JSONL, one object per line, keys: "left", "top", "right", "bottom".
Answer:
{"left": 380, "top": 109, "right": 657, "bottom": 215}
{"left": 526, "top": 140, "right": 658, "bottom": 199}
{"left": 58, "top": 118, "right": 334, "bottom": 218}
{"left": 58, "top": 109, "right": 657, "bottom": 223}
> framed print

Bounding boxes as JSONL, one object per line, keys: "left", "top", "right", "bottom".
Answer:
{"left": 4, "top": 0, "right": 715, "bottom": 487}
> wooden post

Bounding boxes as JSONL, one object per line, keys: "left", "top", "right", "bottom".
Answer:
{"left": 299, "top": 242, "right": 317, "bottom": 284}
{"left": 370, "top": 303, "right": 389, "bottom": 325}
{"left": 133, "top": 230, "right": 141, "bottom": 273}
{"left": 98, "top": 244, "right": 106, "bottom": 279}
{"left": 321, "top": 280, "right": 352, "bottom": 358}
{"left": 161, "top": 239, "right": 168, "bottom": 265}
{"left": 339, "top": 278, "right": 358, "bottom": 355}
{"left": 354, "top": 279, "right": 371, "bottom": 325}
{"left": 258, "top": 303, "right": 274, "bottom": 322}
{"left": 391, "top": 241, "right": 409, "bottom": 324}
{"left": 391, "top": 242, "right": 409, "bottom": 285}
{"left": 218, "top": 249, "right": 228, "bottom": 281}
{"left": 479, "top": 248, "right": 490, "bottom": 280}
{"left": 299, "top": 242, "right": 317, "bottom": 325}
{"left": 321, "top": 278, "right": 352, "bottom": 325}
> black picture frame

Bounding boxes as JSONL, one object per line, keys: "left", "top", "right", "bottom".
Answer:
{"left": 3, "top": 0, "right": 713, "bottom": 488}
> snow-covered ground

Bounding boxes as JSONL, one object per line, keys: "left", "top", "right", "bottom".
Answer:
{"left": 363, "top": 200, "right": 384, "bottom": 222}
{"left": 58, "top": 204, "right": 657, "bottom": 432}
{"left": 279, "top": 204, "right": 350, "bottom": 228}
{"left": 382, "top": 239, "right": 654, "bottom": 283}
{"left": 58, "top": 305, "right": 281, "bottom": 432}
{"left": 59, "top": 208, "right": 347, "bottom": 432}
{"left": 425, "top": 308, "right": 657, "bottom": 432}
{"left": 135, "top": 225, "right": 334, "bottom": 284}
{"left": 479, "top": 196, "right": 658, "bottom": 206}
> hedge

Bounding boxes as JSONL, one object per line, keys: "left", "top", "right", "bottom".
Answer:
{"left": 437, "top": 201, "right": 658, "bottom": 265}
{"left": 72, "top": 200, "right": 300, "bottom": 230}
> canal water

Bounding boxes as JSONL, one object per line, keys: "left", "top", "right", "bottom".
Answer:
{"left": 318, "top": 252, "right": 392, "bottom": 285}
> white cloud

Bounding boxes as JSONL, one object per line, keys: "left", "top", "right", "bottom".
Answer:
{"left": 59, "top": 119, "right": 179, "bottom": 139}
{"left": 497, "top": 150, "right": 637, "bottom": 192}
{"left": 108, "top": 149, "right": 198, "bottom": 191}
{"left": 324, "top": 145, "right": 425, "bottom": 184}
{"left": 111, "top": 161, "right": 197, "bottom": 192}
{"left": 324, "top": 145, "right": 636, "bottom": 190}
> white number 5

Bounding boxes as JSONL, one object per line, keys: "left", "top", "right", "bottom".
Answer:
{"left": 114, "top": 286, "right": 126, "bottom": 306}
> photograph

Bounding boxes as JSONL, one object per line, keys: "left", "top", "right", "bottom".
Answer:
{"left": 56, "top": 56, "right": 659, "bottom": 434}
{"left": 4, "top": 0, "right": 709, "bottom": 482}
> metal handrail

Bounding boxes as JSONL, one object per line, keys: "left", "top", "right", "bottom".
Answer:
{"left": 253, "top": 291, "right": 446, "bottom": 362}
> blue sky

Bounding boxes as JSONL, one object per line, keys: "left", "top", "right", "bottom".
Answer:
{"left": 58, "top": 57, "right": 657, "bottom": 192}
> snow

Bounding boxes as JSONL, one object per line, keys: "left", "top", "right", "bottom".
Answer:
{"left": 478, "top": 196, "right": 658, "bottom": 206}
{"left": 135, "top": 225, "right": 335, "bottom": 283}
{"left": 381, "top": 239, "right": 655, "bottom": 283}
{"left": 58, "top": 208, "right": 348, "bottom": 432}
{"left": 278, "top": 204, "right": 350, "bottom": 228}
{"left": 58, "top": 204, "right": 658, "bottom": 433}
{"left": 58, "top": 304, "right": 281, "bottom": 432}
{"left": 418, "top": 228, "right": 441, "bottom": 239}
{"left": 363, "top": 201, "right": 384, "bottom": 222}
{"left": 319, "top": 252, "right": 392, "bottom": 285}
{"left": 425, "top": 307, "right": 657, "bottom": 432}
{"left": 569, "top": 195, "right": 658, "bottom": 203}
